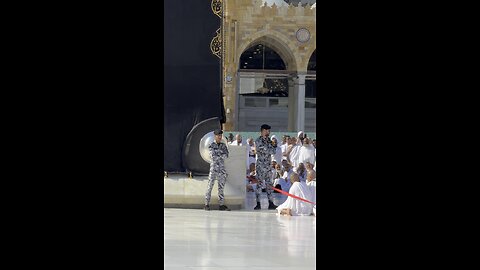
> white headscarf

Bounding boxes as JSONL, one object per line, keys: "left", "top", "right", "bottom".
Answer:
{"left": 296, "top": 131, "right": 304, "bottom": 146}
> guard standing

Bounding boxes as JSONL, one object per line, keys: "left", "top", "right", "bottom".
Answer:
{"left": 205, "top": 129, "right": 230, "bottom": 211}
{"left": 254, "top": 124, "right": 278, "bottom": 210}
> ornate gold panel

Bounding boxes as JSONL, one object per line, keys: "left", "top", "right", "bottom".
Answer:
{"left": 210, "top": 28, "right": 222, "bottom": 59}
{"left": 210, "top": 0, "right": 223, "bottom": 58}
{"left": 211, "top": 0, "right": 222, "bottom": 18}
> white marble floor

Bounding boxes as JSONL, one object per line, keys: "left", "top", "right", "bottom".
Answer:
{"left": 164, "top": 194, "right": 316, "bottom": 270}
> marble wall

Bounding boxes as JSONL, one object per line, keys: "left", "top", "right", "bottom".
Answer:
{"left": 164, "top": 145, "right": 247, "bottom": 209}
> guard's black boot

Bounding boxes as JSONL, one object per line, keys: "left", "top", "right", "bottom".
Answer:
{"left": 219, "top": 205, "right": 231, "bottom": 211}
{"left": 204, "top": 205, "right": 210, "bottom": 211}
{"left": 254, "top": 202, "right": 261, "bottom": 210}
{"left": 268, "top": 201, "right": 277, "bottom": 210}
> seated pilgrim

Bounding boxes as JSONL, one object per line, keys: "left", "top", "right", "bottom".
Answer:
{"left": 246, "top": 163, "right": 257, "bottom": 192}
{"left": 273, "top": 176, "right": 292, "bottom": 193}
{"left": 273, "top": 160, "right": 293, "bottom": 193}
{"left": 306, "top": 169, "right": 317, "bottom": 216}
{"left": 272, "top": 163, "right": 289, "bottom": 193}
{"left": 276, "top": 173, "right": 315, "bottom": 216}
{"left": 306, "top": 169, "right": 316, "bottom": 204}
{"left": 293, "top": 162, "right": 307, "bottom": 182}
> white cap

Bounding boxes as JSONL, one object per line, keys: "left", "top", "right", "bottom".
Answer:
{"left": 297, "top": 131, "right": 304, "bottom": 137}
{"left": 271, "top": 135, "right": 277, "bottom": 140}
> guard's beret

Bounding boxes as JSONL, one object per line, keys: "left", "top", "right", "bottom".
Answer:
{"left": 260, "top": 124, "right": 271, "bottom": 130}
{"left": 213, "top": 129, "right": 223, "bottom": 135}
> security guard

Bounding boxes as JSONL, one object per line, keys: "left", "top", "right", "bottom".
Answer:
{"left": 254, "top": 124, "right": 278, "bottom": 210}
{"left": 205, "top": 129, "right": 230, "bottom": 211}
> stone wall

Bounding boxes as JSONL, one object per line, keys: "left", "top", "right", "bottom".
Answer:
{"left": 164, "top": 145, "right": 247, "bottom": 209}
{"left": 222, "top": 0, "right": 316, "bottom": 130}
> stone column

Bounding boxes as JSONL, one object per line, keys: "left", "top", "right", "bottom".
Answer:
{"left": 295, "top": 74, "right": 306, "bottom": 131}
{"left": 288, "top": 74, "right": 306, "bottom": 131}
{"left": 287, "top": 78, "right": 296, "bottom": 131}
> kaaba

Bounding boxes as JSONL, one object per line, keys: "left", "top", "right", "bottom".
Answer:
{"left": 164, "top": 0, "right": 225, "bottom": 174}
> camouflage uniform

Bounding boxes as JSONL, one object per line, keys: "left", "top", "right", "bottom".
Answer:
{"left": 254, "top": 136, "right": 277, "bottom": 202}
{"left": 205, "top": 141, "right": 229, "bottom": 206}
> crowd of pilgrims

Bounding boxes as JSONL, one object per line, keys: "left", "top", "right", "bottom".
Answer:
{"left": 226, "top": 131, "right": 317, "bottom": 216}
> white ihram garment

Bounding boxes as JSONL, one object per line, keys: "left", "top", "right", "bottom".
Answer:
{"left": 298, "top": 144, "right": 316, "bottom": 166}
{"left": 289, "top": 145, "right": 301, "bottom": 168}
{"left": 245, "top": 144, "right": 255, "bottom": 169}
{"left": 307, "top": 180, "right": 317, "bottom": 216}
{"left": 271, "top": 145, "right": 282, "bottom": 164}
{"left": 306, "top": 180, "right": 316, "bottom": 205}
{"left": 276, "top": 181, "right": 314, "bottom": 216}
{"left": 230, "top": 141, "right": 243, "bottom": 146}
{"left": 280, "top": 143, "right": 288, "bottom": 160}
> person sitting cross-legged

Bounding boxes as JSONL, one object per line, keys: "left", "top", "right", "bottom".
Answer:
{"left": 306, "top": 169, "right": 316, "bottom": 205}
{"left": 246, "top": 162, "right": 257, "bottom": 192}
{"left": 273, "top": 160, "right": 292, "bottom": 193}
{"left": 276, "top": 173, "right": 315, "bottom": 216}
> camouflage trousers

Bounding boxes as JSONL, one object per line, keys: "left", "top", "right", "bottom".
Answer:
{"left": 255, "top": 164, "right": 273, "bottom": 202}
{"left": 205, "top": 170, "right": 227, "bottom": 206}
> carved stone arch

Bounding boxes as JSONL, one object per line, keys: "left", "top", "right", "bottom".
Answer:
{"left": 238, "top": 30, "right": 298, "bottom": 72}
{"left": 305, "top": 47, "right": 316, "bottom": 71}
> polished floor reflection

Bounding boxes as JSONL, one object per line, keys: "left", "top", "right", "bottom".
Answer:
{"left": 164, "top": 194, "right": 316, "bottom": 270}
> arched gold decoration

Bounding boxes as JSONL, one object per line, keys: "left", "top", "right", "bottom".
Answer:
{"left": 211, "top": 0, "right": 222, "bottom": 18}
{"left": 210, "top": 28, "right": 222, "bottom": 58}
{"left": 210, "top": 0, "right": 223, "bottom": 58}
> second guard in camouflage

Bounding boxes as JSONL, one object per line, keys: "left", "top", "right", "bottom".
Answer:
{"left": 254, "top": 124, "right": 278, "bottom": 210}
